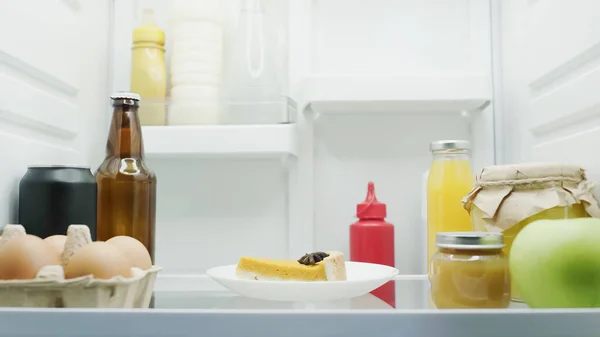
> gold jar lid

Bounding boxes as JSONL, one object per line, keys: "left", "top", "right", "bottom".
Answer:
{"left": 436, "top": 232, "right": 505, "bottom": 250}
{"left": 429, "top": 140, "right": 470, "bottom": 152}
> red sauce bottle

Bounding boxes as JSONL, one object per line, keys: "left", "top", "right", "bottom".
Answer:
{"left": 350, "top": 182, "right": 396, "bottom": 307}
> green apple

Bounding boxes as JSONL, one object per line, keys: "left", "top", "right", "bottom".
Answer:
{"left": 510, "top": 218, "right": 600, "bottom": 308}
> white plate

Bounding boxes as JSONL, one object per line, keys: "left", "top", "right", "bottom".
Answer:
{"left": 206, "top": 262, "right": 400, "bottom": 302}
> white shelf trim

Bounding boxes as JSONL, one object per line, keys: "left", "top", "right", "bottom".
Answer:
{"left": 293, "top": 75, "right": 492, "bottom": 114}
{"left": 142, "top": 124, "right": 298, "bottom": 158}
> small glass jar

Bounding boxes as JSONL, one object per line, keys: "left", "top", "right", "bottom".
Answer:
{"left": 430, "top": 232, "right": 510, "bottom": 309}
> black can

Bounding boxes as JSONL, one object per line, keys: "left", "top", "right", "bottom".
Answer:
{"left": 18, "top": 166, "right": 97, "bottom": 239}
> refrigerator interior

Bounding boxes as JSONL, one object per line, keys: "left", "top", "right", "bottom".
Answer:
{"left": 4, "top": 2, "right": 600, "bottom": 335}
{"left": 108, "top": 0, "right": 494, "bottom": 285}
{"left": 3, "top": 0, "right": 600, "bottom": 296}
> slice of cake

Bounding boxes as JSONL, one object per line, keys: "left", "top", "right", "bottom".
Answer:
{"left": 236, "top": 251, "right": 347, "bottom": 281}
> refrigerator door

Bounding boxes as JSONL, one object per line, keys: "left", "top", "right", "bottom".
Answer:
{"left": 0, "top": 0, "right": 111, "bottom": 224}
{"left": 499, "top": 0, "right": 600, "bottom": 192}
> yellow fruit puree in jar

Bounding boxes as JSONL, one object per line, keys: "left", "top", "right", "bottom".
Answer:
{"left": 430, "top": 232, "right": 510, "bottom": 309}
{"left": 427, "top": 140, "right": 474, "bottom": 274}
{"left": 463, "top": 163, "right": 600, "bottom": 302}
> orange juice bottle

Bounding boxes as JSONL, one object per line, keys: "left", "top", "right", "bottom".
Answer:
{"left": 426, "top": 140, "right": 474, "bottom": 274}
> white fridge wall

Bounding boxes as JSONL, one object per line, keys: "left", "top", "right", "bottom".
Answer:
{"left": 0, "top": 0, "right": 110, "bottom": 226}
{"left": 151, "top": 158, "right": 290, "bottom": 275}
{"left": 312, "top": 113, "right": 473, "bottom": 275}
{"left": 309, "top": 0, "right": 486, "bottom": 76}
{"left": 498, "top": 0, "right": 600, "bottom": 195}
{"left": 289, "top": 0, "right": 492, "bottom": 85}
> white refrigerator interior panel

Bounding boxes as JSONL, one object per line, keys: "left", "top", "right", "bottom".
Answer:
{"left": 313, "top": 113, "right": 475, "bottom": 275}
{"left": 0, "top": 0, "right": 110, "bottom": 225}
{"left": 309, "top": 0, "right": 488, "bottom": 76}
{"left": 152, "top": 158, "right": 290, "bottom": 275}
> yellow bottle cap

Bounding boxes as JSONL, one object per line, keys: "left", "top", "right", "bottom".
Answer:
{"left": 132, "top": 9, "right": 165, "bottom": 45}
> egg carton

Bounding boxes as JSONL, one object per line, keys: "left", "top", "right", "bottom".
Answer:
{"left": 0, "top": 224, "right": 161, "bottom": 308}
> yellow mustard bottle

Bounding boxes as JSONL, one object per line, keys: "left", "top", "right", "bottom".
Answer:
{"left": 131, "top": 9, "right": 166, "bottom": 125}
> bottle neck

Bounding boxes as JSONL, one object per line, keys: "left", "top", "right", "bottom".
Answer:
{"left": 358, "top": 216, "right": 385, "bottom": 221}
{"left": 132, "top": 41, "right": 165, "bottom": 50}
{"left": 106, "top": 100, "right": 144, "bottom": 159}
{"left": 431, "top": 149, "right": 470, "bottom": 161}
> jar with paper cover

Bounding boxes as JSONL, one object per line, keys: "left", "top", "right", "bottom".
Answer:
{"left": 462, "top": 163, "right": 600, "bottom": 302}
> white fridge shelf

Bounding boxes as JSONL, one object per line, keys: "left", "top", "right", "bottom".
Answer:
{"left": 294, "top": 75, "right": 491, "bottom": 114}
{"left": 142, "top": 125, "right": 298, "bottom": 158}
{"left": 1, "top": 277, "right": 599, "bottom": 337}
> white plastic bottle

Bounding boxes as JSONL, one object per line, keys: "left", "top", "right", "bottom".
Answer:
{"left": 168, "top": 0, "right": 223, "bottom": 125}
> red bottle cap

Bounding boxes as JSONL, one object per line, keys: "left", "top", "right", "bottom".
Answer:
{"left": 356, "top": 181, "right": 387, "bottom": 219}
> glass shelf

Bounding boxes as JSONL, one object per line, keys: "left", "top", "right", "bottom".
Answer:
{"left": 1, "top": 277, "right": 599, "bottom": 337}
{"left": 295, "top": 76, "right": 491, "bottom": 115}
{"left": 154, "top": 276, "right": 528, "bottom": 310}
{"left": 142, "top": 123, "right": 297, "bottom": 158}
{"left": 140, "top": 96, "right": 297, "bottom": 126}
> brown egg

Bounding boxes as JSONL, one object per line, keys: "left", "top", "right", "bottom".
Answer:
{"left": 106, "top": 236, "right": 152, "bottom": 270}
{"left": 44, "top": 235, "right": 67, "bottom": 256}
{"left": 0, "top": 235, "right": 61, "bottom": 280}
{"left": 64, "top": 242, "right": 133, "bottom": 279}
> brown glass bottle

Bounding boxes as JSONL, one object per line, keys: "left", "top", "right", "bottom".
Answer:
{"left": 96, "top": 92, "right": 157, "bottom": 262}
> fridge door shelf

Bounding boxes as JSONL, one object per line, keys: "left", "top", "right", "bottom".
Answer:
{"left": 2, "top": 276, "right": 599, "bottom": 337}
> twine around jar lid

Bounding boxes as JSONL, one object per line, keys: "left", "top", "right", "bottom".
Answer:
{"left": 475, "top": 163, "right": 585, "bottom": 186}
